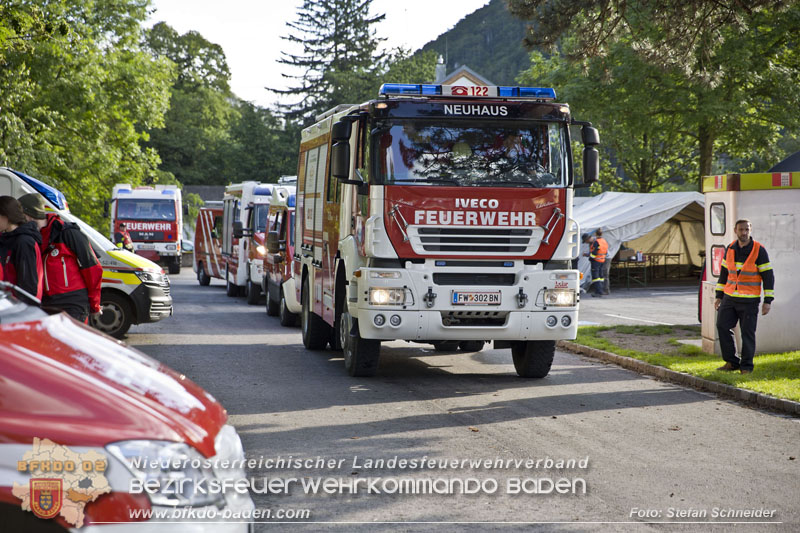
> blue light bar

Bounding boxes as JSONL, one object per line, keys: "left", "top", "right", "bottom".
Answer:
{"left": 379, "top": 84, "right": 442, "bottom": 96}
{"left": 10, "top": 169, "right": 68, "bottom": 210}
{"left": 497, "top": 86, "right": 557, "bottom": 99}
{"left": 287, "top": 194, "right": 296, "bottom": 208}
{"left": 161, "top": 189, "right": 175, "bottom": 195}
{"left": 254, "top": 185, "right": 273, "bottom": 196}
{"left": 117, "top": 189, "right": 132, "bottom": 194}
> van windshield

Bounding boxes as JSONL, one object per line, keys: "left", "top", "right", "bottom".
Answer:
{"left": 373, "top": 120, "right": 566, "bottom": 188}
{"left": 58, "top": 212, "right": 116, "bottom": 253}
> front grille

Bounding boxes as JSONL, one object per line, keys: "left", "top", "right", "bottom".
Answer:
{"left": 440, "top": 311, "right": 508, "bottom": 327}
{"left": 410, "top": 227, "right": 539, "bottom": 256}
{"left": 433, "top": 273, "right": 516, "bottom": 286}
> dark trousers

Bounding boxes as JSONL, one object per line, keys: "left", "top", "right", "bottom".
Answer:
{"left": 716, "top": 297, "right": 759, "bottom": 371}
{"left": 590, "top": 259, "right": 604, "bottom": 295}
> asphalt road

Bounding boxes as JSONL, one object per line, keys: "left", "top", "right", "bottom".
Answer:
{"left": 128, "top": 271, "right": 799, "bottom": 531}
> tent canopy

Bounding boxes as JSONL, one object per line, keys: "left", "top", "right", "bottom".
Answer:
{"left": 574, "top": 191, "right": 705, "bottom": 285}
{"left": 768, "top": 150, "right": 800, "bottom": 172}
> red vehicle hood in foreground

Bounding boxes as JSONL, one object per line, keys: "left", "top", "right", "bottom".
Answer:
{"left": 0, "top": 314, "right": 226, "bottom": 457}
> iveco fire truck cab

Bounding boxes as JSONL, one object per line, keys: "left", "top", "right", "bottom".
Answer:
{"left": 291, "top": 83, "right": 599, "bottom": 377}
{"left": 110, "top": 184, "right": 183, "bottom": 274}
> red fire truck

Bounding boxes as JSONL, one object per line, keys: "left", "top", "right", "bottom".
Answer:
{"left": 287, "top": 83, "right": 599, "bottom": 377}
{"left": 110, "top": 184, "right": 183, "bottom": 274}
{"left": 193, "top": 201, "right": 224, "bottom": 285}
{"left": 263, "top": 185, "right": 298, "bottom": 325}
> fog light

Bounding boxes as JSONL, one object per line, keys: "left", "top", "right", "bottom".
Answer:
{"left": 546, "top": 315, "right": 558, "bottom": 328}
{"left": 390, "top": 314, "right": 401, "bottom": 326}
{"left": 561, "top": 315, "right": 571, "bottom": 327}
{"left": 374, "top": 314, "right": 386, "bottom": 327}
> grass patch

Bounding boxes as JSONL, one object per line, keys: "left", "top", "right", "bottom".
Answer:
{"left": 574, "top": 325, "right": 800, "bottom": 403}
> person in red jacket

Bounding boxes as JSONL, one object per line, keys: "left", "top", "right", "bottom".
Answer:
{"left": 18, "top": 193, "right": 103, "bottom": 323}
{"left": 0, "top": 195, "right": 44, "bottom": 299}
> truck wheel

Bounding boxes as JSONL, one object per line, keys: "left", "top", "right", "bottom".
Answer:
{"left": 246, "top": 279, "right": 261, "bottom": 305}
{"left": 279, "top": 289, "right": 298, "bottom": 327}
{"left": 225, "top": 266, "right": 238, "bottom": 297}
{"left": 511, "top": 340, "right": 555, "bottom": 378}
{"left": 197, "top": 263, "right": 211, "bottom": 286}
{"left": 432, "top": 341, "right": 460, "bottom": 352}
{"left": 168, "top": 257, "right": 181, "bottom": 274}
{"left": 265, "top": 279, "right": 279, "bottom": 316}
{"left": 301, "top": 279, "right": 330, "bottom": 350}
{"left": 340, "top": 303, "right": 380, "bottom": 377}
{"left": 91, "top": 292, "right": 133, "bottom": 339}
{"left": 459, "top": 340, "right": 484, "bottom": 352}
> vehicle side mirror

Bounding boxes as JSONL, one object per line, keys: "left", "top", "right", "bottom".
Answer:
{"left": 210, "top": 229, "right": 218, "bottom": 239}
{"left": 583, "top": 146, "right": 599, "bottom": 185}
{"left": 103, "top": 200, "right": 109, "bottom": 218}
{"left": 331, "top": 141, "right": 350, "bottom": 180}
{"left": 581, "top": 125, "right": 599, "bottom": 146}
{"left": 232, "top": 221, "right": 244, "bottom": 239}
{"left": 267, "top": 230, "right": 282, "bottom": 253}
{"left": 331, "top": 120, "right": 352, "bottom": 142}
{"left": 183, "top": 204, "right": 189, "bottom": 215}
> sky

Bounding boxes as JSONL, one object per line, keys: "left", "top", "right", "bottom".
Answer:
{"left": 147, "top": 0, "right": 492, "bottom": 109}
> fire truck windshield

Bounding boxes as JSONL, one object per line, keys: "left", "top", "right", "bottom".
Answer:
{"left": 117, "top": 199, "right": 176, "bottom": 221}
{"left": 374, "top": 121, "right": 566, "bottom": 187}
{"left": 252, "top": 204, "right": 269, "bottom": 232}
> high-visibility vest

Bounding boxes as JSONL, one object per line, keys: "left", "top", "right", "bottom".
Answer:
{"left": 590, "top": 237, "right": 609, "bottom": 263}
{"left": 723, "top": 240, "right": 763, "bottom": 298}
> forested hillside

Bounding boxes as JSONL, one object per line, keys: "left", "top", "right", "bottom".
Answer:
{"left": 418, "top": 0, "right": 529, "bottom": 85}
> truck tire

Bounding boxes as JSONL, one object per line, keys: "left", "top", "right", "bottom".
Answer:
{"left": 225, "top": 266, "right": 238, "bottom": 297}
{"left": 246, "top": 278, "right": 261, "bottom": 305}
{"left": 279, "top": 289, "right": 298, "bottom": 327}
{"left": 432, "top": 341, "right": 460, "bottom": 352}
{"left": 197, "top": 263, "right": 211, "bottom": 286}
{"left": 168, "top": 257, "right": 181, "bottom": 274}
{"left": 265, "top": 278, "right": 279, "bottom": 316}
{"left": 340, "top": 302, "right": 380, "bottom": 377}
{"left": 91, "top": 291, "right": 133, "bottom": 339}
{"left": 511, "top": 340, "right": 555, "bottom": 378}
{"left": 459, "top": 340, "right": 484, "bottom": 352}
{"left": 301, "top": 278, "right": 330, "bottom": 350}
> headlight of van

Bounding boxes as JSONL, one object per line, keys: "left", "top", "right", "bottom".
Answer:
{"left": 135, "top": 271, "right": 162, "bottom": 284}
{"left": 107, "top": 441, "right": 224, "bottom": 507}
{"left": 543, "top": 289, "right": 576, "bottom": 307}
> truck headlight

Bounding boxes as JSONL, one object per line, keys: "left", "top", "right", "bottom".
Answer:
{"left": 369, "top": 287, "right": 412, "bottom": 306}
{"left": 165, "top": 244, "right": 177, "bottom": 251}
{"left": 107, "top": 440, "right": 224, "bottom": 507}
{"left": 543, "top": 288, "right": 576, "bottom": 307}
{"left": 256, "top": 245, "right": 267, "bottom": 256}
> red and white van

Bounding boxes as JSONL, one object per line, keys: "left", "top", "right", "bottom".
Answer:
{"left": 193, "top": 201, "right": 225, "bottom": 286}
{"left": 263, "top": 186, "right": 298, "bottom": 325}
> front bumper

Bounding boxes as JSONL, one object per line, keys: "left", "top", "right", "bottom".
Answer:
{"left": 130, "top": 278, "right": 173, "bottom": 324}
{"left": 354, "top": 262, "right": 579, "bottom": 342}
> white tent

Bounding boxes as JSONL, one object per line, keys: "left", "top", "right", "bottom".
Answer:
{"left": 574, "top": 191, "right": 705, "bottom": 287}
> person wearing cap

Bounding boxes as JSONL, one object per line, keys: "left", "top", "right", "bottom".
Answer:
{"left": 114, "top": 222, "right": 135, "bottom": 252}
{"left": 18, "top": 193, "right": 103, "bottom": 323}
{"left": 0, "top": 195, "right": 43, "bottom": 299}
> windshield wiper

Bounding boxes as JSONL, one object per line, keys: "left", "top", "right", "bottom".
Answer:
{"left": 393, "top": 177, "right": 460, "bottom": 186}
{"left": 479, "top": 180, "right": 537, "bottom": 187}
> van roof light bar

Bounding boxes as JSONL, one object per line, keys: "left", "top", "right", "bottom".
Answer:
{"left": 378, "top": 83, "right": 556, "bottom": 100}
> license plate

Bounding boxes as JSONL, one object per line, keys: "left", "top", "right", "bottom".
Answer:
{"left": 451, "top": 291, "right": 501, "bottom": 305}
{"left": 137, "top": 244, "right": 155, "bottom": 250}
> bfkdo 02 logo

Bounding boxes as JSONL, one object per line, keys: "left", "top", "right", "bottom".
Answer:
{"left": 30, "top": 479, "right": 63, "bottom": 519}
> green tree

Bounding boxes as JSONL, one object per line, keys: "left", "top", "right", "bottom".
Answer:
{"left": 512, "top": 0, "right": 800, "bottom": 185}
{"left": 0, "top": 0, "right": 174, "bottom": 228}
{"left": 275, "top": 0, "right": 386, "bottom": 123}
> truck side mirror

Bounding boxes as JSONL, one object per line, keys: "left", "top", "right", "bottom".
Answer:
{"left": 331, "top": 142, "right": 350, "bottom": 179}
{"left": 183, "top": 204, "right": 189, "bottom": 216}
{"left": 103, "top": 200, "right": 109, "bottom": 218}
{"left": 266, "top": 230, "right": 283, "bottom": 253}
{"left": 331, "top": 120, "right": 352, "bottom": 142}
{"left": 581, "top": 125, "right": 600, "bottom": 185}
{"left": 232, "top": 221, "right": 244, "bottom": 239}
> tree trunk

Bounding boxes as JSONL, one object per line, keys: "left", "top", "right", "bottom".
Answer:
{"left": 698, "top": 123, "right": 715, "bottom": 191}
